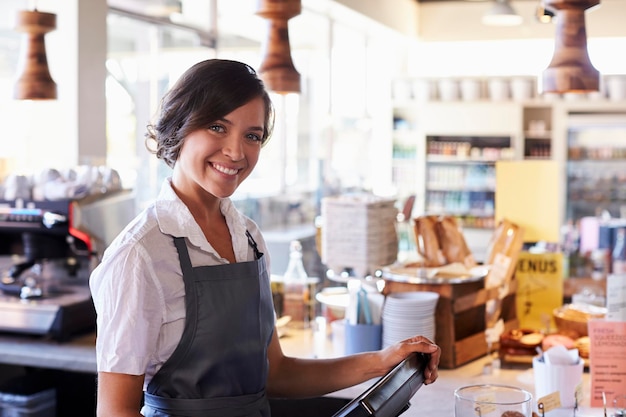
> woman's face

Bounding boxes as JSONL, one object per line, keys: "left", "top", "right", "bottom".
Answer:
{"left": 172, "top": 97, "right": 266, "bottom": 200}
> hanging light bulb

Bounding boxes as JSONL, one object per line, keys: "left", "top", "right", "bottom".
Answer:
{"left": 482, "top": 0, "right": 523, "bottom": 26}
{"left": 535, "top": 2, "right": 555, "bottom": 23}
{"left": 255, "top": 0, "right": 301, "bottom": 95}
{"left": 542, "top": 0, "right": 600, "bottom": 94}
{"left": 13, "top": 7, "right": 58, "bottom": 100}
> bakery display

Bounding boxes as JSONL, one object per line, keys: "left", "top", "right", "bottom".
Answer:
{"left": 499, "top": 329, "right": 544, "bottom": 357}
{"left": 380, "top": 261, "right": 488, "bottom": 284}
{"left": 541, "top": 333, "right": 576, "bottom": 351}
{"left": 553, "top": 303, "right": 606, "bottom": 337}
{"left": 413, "top": 215, "right": 476, "bottom": 267}
{"left": 499, "top": 322, "right": 594, "bottom": 364}
{"left": 574, "top": 336, "right": 590, "bottom": 359}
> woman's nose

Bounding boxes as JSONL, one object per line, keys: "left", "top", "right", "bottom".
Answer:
{"left": 222, "top": 135, "right": 244, "bottom": 160}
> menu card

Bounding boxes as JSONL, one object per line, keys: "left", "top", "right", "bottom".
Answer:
{"left": 588, "top": 320, "right": 626, "bottom": 407}
{"left": 514, "top": 251, "right": 563, "bottom": 330}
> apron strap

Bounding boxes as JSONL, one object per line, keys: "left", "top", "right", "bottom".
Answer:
{"left": 246, "top": 230, "right": 264, "bottom": 260}
{"left": 173, "top": 237, "right": 194, "bottom": 275}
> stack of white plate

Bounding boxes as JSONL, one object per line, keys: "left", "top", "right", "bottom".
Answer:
{"left": 382, "top": 291, "right": 439, "bottom": 348}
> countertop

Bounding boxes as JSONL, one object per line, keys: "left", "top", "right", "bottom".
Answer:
{"left": 0, "top": 331, "right": 96, "bottom": 373}
{"left": 279, "top": 323, "right": 606, "bottom": 417}
{"left": 0, "top": 324, "right": 613, "bottom": 416}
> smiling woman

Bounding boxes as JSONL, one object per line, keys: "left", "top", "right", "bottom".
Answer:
{"left": 89, "top": 58, "right": 441, "bottom": 417}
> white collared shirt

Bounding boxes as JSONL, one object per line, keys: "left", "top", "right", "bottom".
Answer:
{"left": 90, "top": 178, "right": 270, "bottom": 386}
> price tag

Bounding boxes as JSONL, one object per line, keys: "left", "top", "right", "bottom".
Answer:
{"left": 575, "top": 381, "right": 583, "bottom": 404}
{"left": 475, "top": 394, "right": 497, "bottom": 415}
{"left": 537, "top": 391, "right": 561, "bottom": 412}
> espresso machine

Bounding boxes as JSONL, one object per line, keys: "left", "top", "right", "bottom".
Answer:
{"left": 0, "top": 191, "right": 134, "bottom": 341}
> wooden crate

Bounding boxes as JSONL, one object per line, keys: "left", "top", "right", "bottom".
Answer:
{"left": 383, "top": 279, "right": 519, "bottom": 369}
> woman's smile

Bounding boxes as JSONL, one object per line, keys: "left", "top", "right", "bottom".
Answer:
{"left": 211, "top": 162, "right": 240, "bottom": 176}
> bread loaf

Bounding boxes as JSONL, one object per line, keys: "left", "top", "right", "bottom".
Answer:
{"left": 413, "top": 215, "right": 476, "bottom": 267}
{"left": 485, "top": 219, "right": 524, "bottom": 266}
{"left": 484, "top": 219, "right": 524, "bottom": 327}
{"left": 413, "top": 215, "right": 446, "bottom": 266}
{"left": 435, "top": 216, "right": 477, "bottom": 268}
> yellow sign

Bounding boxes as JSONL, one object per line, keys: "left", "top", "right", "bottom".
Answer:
{"left": 515, "top": 252, "right": 563, "bottom": 331}
{"left": 496, "top": 160, "right": 561, "bottom": 243}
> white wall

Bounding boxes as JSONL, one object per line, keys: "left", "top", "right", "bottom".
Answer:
{"left": 0, "top": 0, "right": 106, "bottom": 176}
{"left": 335, "top": 0, "right": 420, "bottom": 37}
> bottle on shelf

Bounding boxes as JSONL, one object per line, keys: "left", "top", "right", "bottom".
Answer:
{"left": 612, "top": 227, "right": 626, "bottom": 274}
{"left": 282, "top": 240, "right": 310, "bottom": 327}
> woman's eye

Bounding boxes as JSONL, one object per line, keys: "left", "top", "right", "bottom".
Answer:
{"left": 208, "top": 124, "right": 225, "bottom": 133}
{"left": 247, "top": 133, "right": 262, "bottom": 142}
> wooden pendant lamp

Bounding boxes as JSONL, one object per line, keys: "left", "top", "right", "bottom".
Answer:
{"left": 542, "top": 0, "right": 600, "bottom": 94}
{"left": 14, "top": 9, "right": 58, "bottom": 100}
{"left": 255, "top": 0, "right": 301, "bottom": 94}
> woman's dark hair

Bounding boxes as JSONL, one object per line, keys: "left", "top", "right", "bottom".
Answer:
{"left": 145, "top": 59, "right": 275, "bottom": 168}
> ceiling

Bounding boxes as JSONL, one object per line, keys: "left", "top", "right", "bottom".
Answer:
{"left": 415, "top": 0, "right": 529, "bottom": 1}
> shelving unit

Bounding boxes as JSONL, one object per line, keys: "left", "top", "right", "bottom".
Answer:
{"left": 392, "top": 112, "right": 420, "bottom": 200}
{"left": 566, "top": 111, "right": 626, "bottom": 220}
{"left": 523, "top": 105, "right": 553, "bottom": 159}
{"left": 567, "top": 159, "right": 626, "bottom": 220}
{"left": 393, "top": 102, "right": 524, "bottom": 261}
{"left": 425, "top": 135, "right": 514, "bottom": 230}
{"left": 390, "top": 90, "right": 626, "bottom": 255}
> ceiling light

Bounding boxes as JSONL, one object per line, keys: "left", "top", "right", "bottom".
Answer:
{"left": 535, "top": 3, "right": 555, "bottom": 23}
{"left": 482, "top": 0, "right": 523, "bottom": 26}
{"left": 542, "top": 0, "right": 600, "bottom": 93}
{"left": 13, "top": 8, "right": 57, "bottom": 100}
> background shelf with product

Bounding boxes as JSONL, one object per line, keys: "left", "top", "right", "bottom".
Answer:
{"left": 402, "top": 101, "right": 524, "bottom": 262}
{"left": 389, "top": 91, "right": 626, "bottom": 262}
{"left": 425, "top": 135, "right": 514, "bottom": 230}
{"left": 392, "top": 109, "right": 420, "bottom": 200}
{"left": 566, "top": 112, "right": 626, "bottom": 222}
{"left": 523, "top": 105, "right": 553, "bottom": 160}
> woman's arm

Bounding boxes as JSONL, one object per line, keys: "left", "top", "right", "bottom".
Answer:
{"left": 265, "top": 329, "right": 440, "bottom": 399}
{"left": 96, "top": 372, "right": 145, "bottom": 417}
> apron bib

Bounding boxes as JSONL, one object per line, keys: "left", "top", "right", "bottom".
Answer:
{"left": 142, "top": 233, "right": 274, "bottom": 417}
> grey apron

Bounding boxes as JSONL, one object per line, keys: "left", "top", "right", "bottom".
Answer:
{"left": 142, "top": 232, "right": 274, "bottom": 417}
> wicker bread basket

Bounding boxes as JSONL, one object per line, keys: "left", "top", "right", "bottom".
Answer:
{"left": 553, "top": 304, "right": 606, "bottom": 337}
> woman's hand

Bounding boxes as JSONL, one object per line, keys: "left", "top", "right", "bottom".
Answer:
{"left": 267, "top": 330, "right": 440, "bottom": 398}
{"left": 378, "top": 335, "right": 441, "bottom": 384}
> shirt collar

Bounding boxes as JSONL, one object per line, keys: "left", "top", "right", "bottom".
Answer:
{"left": 154, "top": 178, "right": 249, "bottom": 260}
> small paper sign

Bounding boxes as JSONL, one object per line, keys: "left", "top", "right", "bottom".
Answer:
{"left": 575, "top": 381, "right": 584, "bottom": 405}
{"left": 515, "top": 251, "right": 563, "bottom": 330}
{"left": 588, "top": 320, "right": 626, "bottom": 407}
{"left": 475, "top": 394, "right": 497, "bottom": 415}
{"left": 537, "top": 391, "right": 561, "bottom": 412}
